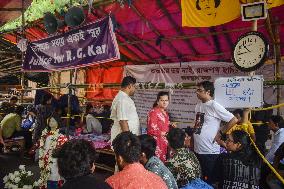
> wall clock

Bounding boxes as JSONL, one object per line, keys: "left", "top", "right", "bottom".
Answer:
{"left": 233, "top": 31, "right": 269, "bottom": 72}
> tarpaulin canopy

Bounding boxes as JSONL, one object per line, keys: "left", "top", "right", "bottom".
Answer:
{"left": 0, "top": 0, "right": 283, "bottom": 74}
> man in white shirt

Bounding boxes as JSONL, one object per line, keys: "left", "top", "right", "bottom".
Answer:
{"left": 193, "top": 80, "right": 238, "bottom": 184}
{"left": 265, "top": 115, "right": 284, "bottom": 163}
{"left": 85, "top": 103, "right": 102, "bottom": 134}
{"left": 110, "top": 76, "right": 140, "bottom": 143}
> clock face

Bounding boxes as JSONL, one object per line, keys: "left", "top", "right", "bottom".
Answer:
{"left": 233, "top": 31, "right": 268, "bottom": 72}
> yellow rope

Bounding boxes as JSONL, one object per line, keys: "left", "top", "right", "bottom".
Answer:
{"left": 252, "top": 103, "right": 284, "bottom": 111}
{"left": 249, "top": 136, "right": 284, "bottom": 184}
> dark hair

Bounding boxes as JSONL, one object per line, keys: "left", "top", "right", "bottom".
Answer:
{"left": 153, "top": 91, "right": 169, "bottom": 108}
{"left": 270, "top": 115, "right": 284, "bottom": 128}
{"left": 10, "top": 96, "right": 18, "bottom": 101}
{"left": 138, "top": 134, "right": 157, "bottom": 159}
{"left": 112, "top": 131, "right": 141, "bottom": 163}
{"left": 15, "top": 105, "right": 24, "bottom": 115}
{"left": 230, "top": 130, "right": 259, "bottom": 166}
{"left": 233, "top": 109, "right": 243, "bottom": 117}
{"left": 167, "top": 128, "right": 186, "bottom": 149}
{"left": 40, "top": 93, "right": 53, "bottom": 105}
{"left": 85, "top": 103, "right": 93, "bottom": 113}
{"left": 196, "top": 0, "right": 221, "bottom": 10}
{"left": 121, "top": 76, "right": 136, "bottom": 88}
{"left": 53, "top": 139, "right": 97, "bottom": 179}
{"left": 197, "top": 80, "right": 214, "bottom": 97}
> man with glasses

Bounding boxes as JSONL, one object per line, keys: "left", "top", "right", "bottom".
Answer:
{"left": 193, "top": 80, "right": 238, "bottom": 185}
{"left": 110, "top": 76, "right": 140, "bottom": 143}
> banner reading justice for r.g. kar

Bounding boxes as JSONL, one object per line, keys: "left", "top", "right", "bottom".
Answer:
{"left": 23, "top": 17, "right": 120, "bottom": 71}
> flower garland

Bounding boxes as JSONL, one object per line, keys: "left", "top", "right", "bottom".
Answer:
{"left": 38, "top": 128, "right": 60, "bottom": 188}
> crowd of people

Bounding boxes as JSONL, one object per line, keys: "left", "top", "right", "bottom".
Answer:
{"left": 0, "top": 76, "right": 284, "bottom": 189}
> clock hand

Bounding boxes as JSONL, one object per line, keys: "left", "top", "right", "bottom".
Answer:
{"left": 237, "top": 51, "right": 249, "bottom": 55}
{"left": 244, "top": 46, "right": 251, "bottom": 52}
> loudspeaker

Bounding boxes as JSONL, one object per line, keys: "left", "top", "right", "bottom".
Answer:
{"left": 43, "top": 12, "right": 65, "bottom": 34}
{"left": 64, "top": 7, "right": 85, "bottom": 27}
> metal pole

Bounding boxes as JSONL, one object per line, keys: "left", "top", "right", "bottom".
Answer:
{"left": 20, "top": 0, "right": 25, "bottom": 103}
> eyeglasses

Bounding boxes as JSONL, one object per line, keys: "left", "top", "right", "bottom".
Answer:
{"left": 195, "top": 88, "right": 206, "bottom": 93}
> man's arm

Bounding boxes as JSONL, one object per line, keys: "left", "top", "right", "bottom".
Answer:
{"left": 221, "top": 116, "right": 238, "bottom": 134}
{"left": 119, "top": 120, "right": 129, "bottom": 132}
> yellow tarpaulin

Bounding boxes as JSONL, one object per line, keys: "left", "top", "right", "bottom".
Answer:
{"left": 182, "top": 0, "right": 284, "bottom": 27}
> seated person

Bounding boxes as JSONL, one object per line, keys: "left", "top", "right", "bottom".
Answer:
{"left": 267, "top": 142, "right": 284, "bottom": 189}
{"left": 227, "top": 108, "right": 256, "bottom": 141}
{"left": 38, "top": 116, "right": 68, "bottom": 189}
{"left": 106, "top": 131, "right": 167, "bottom": 189}
{"left": 213, "top": 130, "right": 261, "bottom": 189}
{"left": 0, "top": 105, "right": 32, "bottom": 150}
{"left": 53, "top": 139, "right": 111, "bottom": 189}
{"left": 85, "top": 103, "right": 102, "bottom": 134}
{"left": 166, "top": 128, "right": 211, "bottom": 189}
{"left": 265, "top": 115, "right": 284, "bottom": 163}
{"left": 138, "top": 134, "right": 178, "bottom": 189}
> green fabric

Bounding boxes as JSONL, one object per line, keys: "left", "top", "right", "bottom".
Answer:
{"left": 0, "top": 113, "right": 21, "bottom": 138}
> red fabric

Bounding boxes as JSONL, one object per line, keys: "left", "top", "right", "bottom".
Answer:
{"left": 86, "top": 66, "right": 123, "bottom": 101}
{"left": 147, "top": 107, "right": 170, "bottom": 162}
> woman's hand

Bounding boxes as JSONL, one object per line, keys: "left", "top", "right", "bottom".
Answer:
{"left": 170, "top": 122, "right": 177, "bottom": 128}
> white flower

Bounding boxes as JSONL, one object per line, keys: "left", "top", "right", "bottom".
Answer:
{"left": 14, "top": 177, "right": 21, "bottom": 183}
{"left": 11, "top": 185, "right": 18, "bottom": 189}
{"left": 9, "top": 174, "right": 15, "bottom": 180}
{"left": 14, "top": 171, "right": 20, "bottom": 177}
{"left": 27, "top": 171, "right": 33, "bottom": 176}
{"left": 19, "top": 165, "right": 25, "bottom": 170}
{"left": 23, "top": 185, "right": 33, "bottom": 189}
{"left": 3, "top": 175, "right": 9, "bottom": 183}
{"left": 33, "top": 180, "right": 39, "bottom": 187}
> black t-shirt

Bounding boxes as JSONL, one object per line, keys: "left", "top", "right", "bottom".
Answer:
{"left": 60, "top": 175, "right": 111, "bottom": 189}
{"left": 214, "top": 153, "right": 261, "bottom": 189}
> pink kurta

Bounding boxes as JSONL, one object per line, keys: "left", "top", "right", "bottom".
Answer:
{"left": 147, "top": 107, "right": 170, "bottom": 162}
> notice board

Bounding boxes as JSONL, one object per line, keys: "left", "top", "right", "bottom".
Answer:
{"left": 214, "top": 75, "right": 263, "bottom": 108}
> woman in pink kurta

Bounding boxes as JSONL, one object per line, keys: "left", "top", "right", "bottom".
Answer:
{"left": 147, "top": 91, "right": 170, "bottom": 162}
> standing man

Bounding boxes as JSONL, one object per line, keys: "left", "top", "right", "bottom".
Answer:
{"left": 193, "top": 81, "right": 238, "bottom": 184}
{"left": 110, "top": 76, "right": 140, "bottom": 142}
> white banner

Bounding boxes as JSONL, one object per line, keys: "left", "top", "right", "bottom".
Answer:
{"left": 125, "top": 61, "right": 283, "bottom": 128}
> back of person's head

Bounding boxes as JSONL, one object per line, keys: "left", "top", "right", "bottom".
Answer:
{"left": 53, "top": 139, "right": 97, "bottom": 179}
{"left": 233, "top": 109, "right": 243, "bottom": 117}
{"left": 85, "top": 103, "right": 93, "bottom": 113}
{"left": 121, "top": 76, "right": 136, "bottom": 88}
{"left": 197, "top": 80, "right": 214, "bottom": 97}
{"left": 167, "top": 128, "right": 186, "bottom": 149}
{"left": 153, "top": 91, "right": 169, "bottom": 108}
{"left": 270, "top": 115, "right": 284, "bottom": 128}
{"left": 230, "top": 130, "right": 259, "bottom": 165}
{"left": 40, "top": 93, "right": 53, "bottom": 105}
{"left": 138, "top": 134, "right": 157, "bottom": 159}
{"left": 112, "top": 131, "right": 141, "bottom": 163}
{"left": 15, "top": 105, "right": 24, "bottom": 115}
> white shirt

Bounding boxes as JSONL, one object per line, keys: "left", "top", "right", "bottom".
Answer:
{"left": 110, "top": 90, "right": 140, "bottom": 142}
{"left": 266, "top": 128, "right": 284, "bottom": 163}
{"left": 86, "top": 114, "right": 102, "bottom": 134}
{"left": 193, "top": 100, "right": 234, "bottom": 154}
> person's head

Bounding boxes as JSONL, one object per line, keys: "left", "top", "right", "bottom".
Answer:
{"left": 196, "top": 0, "right": 221, "bottom": 16}
{"left": 121, "top": 76, "right": 136, "bottom": 96}
{"left": 53, "top": 139, "right": 97, "bottom": 179}
{"left": 268, "top": 115, "right": 284, "bottom": 132}
{"left": 15, "top": 105, "right": 24, "bottom": 116}
{"left": 226, "top": 130, "right": 250, "bottom": 152}
{"left": 233, "top": 109, "right": 243, "bottom": 124}
{"left": 41, "top": 93, "right": 53, "bottom": 105}
{"left": 138, "top": 134, "right": 157, "bottom": 165}
{"left": 153, "top": 91, "right": 169, "bottom": 109}
{"left": 196, "top": 80, "right": 214, "bottom": 102}
{"left": 47, "top": 116, "right": 59, "bottom": 131}
{"left": 112, "top": 131, "right": 141, "bottom": 170}
{"left": 85, "top": 103, "right": 93, "bottom": 114}
{"left": 167, "top": 128, "right": 190, "bottom": 150}
{"left": 9, "top": 96, "right": 18, "bottom": 105}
